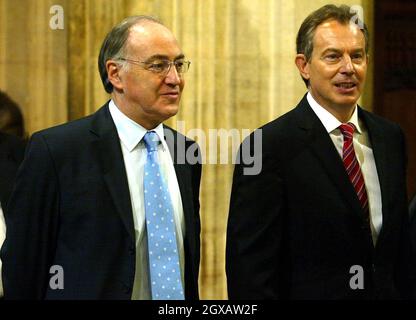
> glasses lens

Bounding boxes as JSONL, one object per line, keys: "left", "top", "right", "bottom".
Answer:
{"left": 175, "top": 61, "right": 190, "bottom": 74}
{"left": 144, "top": 60, "right": 190, "bottom": 75}
{"left": 147, "top": 61, "right": 169, "bottom": 73}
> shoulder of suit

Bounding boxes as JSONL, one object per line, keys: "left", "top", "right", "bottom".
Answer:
{"left": 359, "top": 107, "right": 403, "bottom": 133}
{"left": 26, "top": 106, "right": 110, "bottom": 157}
{"left": 34, "top": 114, "right": 95, "bottom": 137}
{"left": 244, "top": 105, "right": 301, "bottom": 148}
{"left": 31, "top": 104, "right": 109, "bottom": 143}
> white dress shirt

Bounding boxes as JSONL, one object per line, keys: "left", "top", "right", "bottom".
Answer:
{"left": 109, "top": 100, "right": 185, "bottom": 300}
{"left": 0, "top": 203, "right": 5, "bottom": 297}
{"left": 307, "top": 93, "right": 383, "bottom": 244}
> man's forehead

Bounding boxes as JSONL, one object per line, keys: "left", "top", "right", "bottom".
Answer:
{"left": 314, "top": 20, "right": 365, "bottom": 46}
{"left": 130, "top": 23, "right": 156, "bottom": 36}
{"left": 128, "top": 21, "right": 174, "bottom": 41}
{"left": 316, "top": 20, "right": 364, "bottom": 38}
{"left": 125, "top": 22, "right": 182, "bottom": 58}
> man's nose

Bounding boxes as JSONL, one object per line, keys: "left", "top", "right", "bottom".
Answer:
{"left": 340, "top": 55, "right": 355, "bottom": 75}
{"left": 165, "top": 64, "right": 181, "bottom": 85}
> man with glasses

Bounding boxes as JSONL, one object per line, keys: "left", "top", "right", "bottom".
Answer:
{"left": 1, "top": 16, "right": 201, "bottom": 300}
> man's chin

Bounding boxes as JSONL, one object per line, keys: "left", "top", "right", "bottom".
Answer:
{"left": 333, "top": 94, "right": 360, "bottom": 107}
{"left": 161, "top": 104, "right": 179, "bottom": 119}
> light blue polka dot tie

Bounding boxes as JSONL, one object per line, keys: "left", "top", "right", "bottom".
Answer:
{"left": 143, "top": 131, "right": 185, "bottom": 300}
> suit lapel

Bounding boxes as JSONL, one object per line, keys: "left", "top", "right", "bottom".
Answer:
{"left": 359, "top": 109, "right": 390, "bottom": 224}
{"left": 174, "top": 161, "right": 196, "bottom": 254}
{"left": 163, "top": 126, "right": 197, "bottom": 264}
{"left": 295, "top": 96, "right": 365, "bottom": 220}
{"left": 90, "top": 103, "right": 135, "bottom": 241}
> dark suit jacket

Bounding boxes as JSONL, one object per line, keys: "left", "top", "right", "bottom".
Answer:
{"left": 0, "top": 132, "right": 25, "bottom": 207}
{"left": 0, "top": 103, "right": 202, "bottom": 300}
{"left": 226, "top": 94, "right": 411, "bottom": 299}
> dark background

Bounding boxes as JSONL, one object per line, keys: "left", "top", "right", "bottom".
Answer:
{"left": 374, "top": 0, "right": 416, "bottom": 199}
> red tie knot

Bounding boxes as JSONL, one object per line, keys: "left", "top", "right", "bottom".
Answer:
{"left": 339, "top": 122, "right": 355, "bottom": 137}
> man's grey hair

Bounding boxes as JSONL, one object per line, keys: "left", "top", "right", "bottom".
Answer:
{"left": 98, "top": 15, "right": 163, "bottom": 93}
{"left": 296, "top": 4, "right": 369, "bottom": 88}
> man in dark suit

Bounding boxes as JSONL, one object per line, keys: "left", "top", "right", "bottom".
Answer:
{"left": 0, "top": 91, "right": 27, "bottom": 298}
{"left": 0, "top": 132, "right": 26, "bottom": 297}
{"left": 1, "top": 16, "right": 201, "bottom": 300}
{"left": 226, "top": 4, "right": 411, "bottom": 299}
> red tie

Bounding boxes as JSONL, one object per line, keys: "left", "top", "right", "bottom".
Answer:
{"left": 339, "top": 123, "right": 369, "bottom": 215}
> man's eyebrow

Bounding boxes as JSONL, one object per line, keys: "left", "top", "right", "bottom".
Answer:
{"left": 350, "top": 48, "right": 365, "bottom": 53}
{"left": 321, "top": 48, "right": 343, "bottom": 55}
{"left": 145, "top": 53, "right": 185, "bottom": 62}
{"left": 322, "top": 47, "right": 365, "bottom": 55}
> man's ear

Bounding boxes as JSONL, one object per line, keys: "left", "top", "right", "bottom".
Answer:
{"left": 106, "top": 60, "right": 123, "bottom": 91}
{"left": 295, "top": 54, "right": 310, "bottom": 82}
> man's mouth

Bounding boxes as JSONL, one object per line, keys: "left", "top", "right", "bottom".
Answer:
{"left": 161, "top": 91, "right": 179, "bottom": 98}
{"left": 334, "top": 82, "right": 356, "bottom": 89}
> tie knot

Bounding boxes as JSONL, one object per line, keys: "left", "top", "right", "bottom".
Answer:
{"left": 143, "top": 131, "right": 160, "bottom": 152}
{"left": 339, "top": 123, "right": 356, "bottom": 137}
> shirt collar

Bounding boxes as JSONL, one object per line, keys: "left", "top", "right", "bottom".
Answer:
{"left": 307, "top": 92, "right": 363, "bottom": 134}
{"left": 108, "top": 100, "right": 166, "bottom": 152}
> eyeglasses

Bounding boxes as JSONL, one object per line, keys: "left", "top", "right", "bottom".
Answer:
{"left": 118, "top": 58, "right": 191, "bottom": 76}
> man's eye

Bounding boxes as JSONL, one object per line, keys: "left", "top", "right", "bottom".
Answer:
{"left": 352, "top": 54, "right": 364, "bottom": 61}
{"left": 324, "top": 54, "right": 339, "bottom": 61}
{"left": 148, "top": 62, "right": 167, "bottom": 71}
{"left": 175, "top": 61, "right": 185, "bottom": 71}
